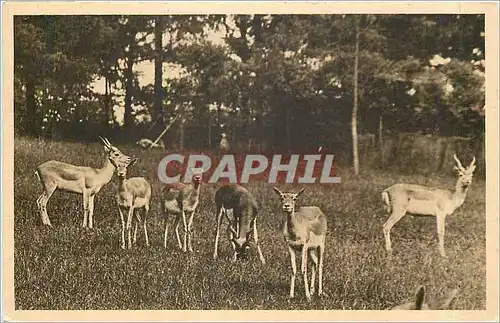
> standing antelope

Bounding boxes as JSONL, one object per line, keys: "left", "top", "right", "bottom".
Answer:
{"left": 273, "top": 187, "right": 327, "bottom": 301}
{"left": 213, "top": 184, "right": 266, "bottom": 264}
{"left": 113, "top": 157, "right": 152, "bottom": 250}
{"left": 219, "top": 133, "right": 230, "bottom": 154}
{"left": 390, "top": 285, "right": 459, "bottom": 310}
{"left": 160, "top": 168, "right": 203, "bottom": 252}
{"left": 35, "top": 137, "right": 131, "bottom": 228}
{"left": 382, "top": 154, "right": 476, "bottom": 257}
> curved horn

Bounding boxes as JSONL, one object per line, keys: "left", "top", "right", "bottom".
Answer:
{"left": 453, "top": 154, "right": 465, "bottom": 170}
{"left": 104, "top": 137, "right": 112, "bottom": 147}
{"left": 99, "top": 136, "right": 111, "bottom": 148}
{"left": 228, "top": 225, "right": 238, "bottom": 237}
{"left": 469, "top": 156, "right": 476, "bottom": 167}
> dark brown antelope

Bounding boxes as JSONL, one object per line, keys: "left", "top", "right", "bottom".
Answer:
{"left": 213, "top": 184, "right": 266, "bottom": 264}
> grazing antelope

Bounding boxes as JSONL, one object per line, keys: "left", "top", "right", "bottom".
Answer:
{"left": 219, "top": 133, "right": 230, "bottom": 154}
{"left": 113, "top": 157, "right": 152, "bottom": 250}
{"left": 213, "top": 184, "right": 266, "bottom": 264}
{"left": 136, "top": 138, "right": 164, "bottom": 149}
{"left": 35, "top": 137, "right": 131, "bottom": 228}
{"left": 161, "top": 168, "right": 203, "bottom": 252}
{"left": 273, "top": 187, "right": 327, "bottom": 301}
{"left": 382, "top": 154, "right": 476, "bottom": 257}
{"left": 390, "top": 285, "right": 458, "bottom": 310}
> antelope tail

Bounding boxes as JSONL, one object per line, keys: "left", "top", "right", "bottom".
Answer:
{"left": 35, "top": 169, "right": 42, "bottom": 183}
{"left": 382, "top": 190, "right": 392, "bottom": 213}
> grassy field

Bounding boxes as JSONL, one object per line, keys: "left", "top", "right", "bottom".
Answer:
{"left": 13, "top": 137, "right": 486, "bottom": 310}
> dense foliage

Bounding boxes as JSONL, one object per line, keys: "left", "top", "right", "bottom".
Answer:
{"left": 14, "top": 14, "right": 485, "bottom": 151}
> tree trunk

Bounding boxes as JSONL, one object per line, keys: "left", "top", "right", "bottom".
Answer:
{"left": 179, "top": 103, "right": 185, "bottom": 150}
{"left": 25, "top": 79, "right": 37, "bottom": 136}
{"left": 285, "top": 104, "right": 291, "bottom": 153}
{"left": 104, "top": 74, "right": 110, "bottom": 134}
{"left": 352, "top": 16, "right": 360, "bottom": 175}
{"left": 208, "top": 106, "right": 212, "bottom": 149}
{"left": 154, "top": 16, "right": 165, "bottom": 136}
{"left": 379, "top": 110, "right": 384, "bottom": 164}
{"left": 124, "top": 55, "right": 134, "bottom": 137}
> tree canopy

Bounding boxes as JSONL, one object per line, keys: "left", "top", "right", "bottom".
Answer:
{"left": 14, "top": 14, "right": 485, "bottom": 152}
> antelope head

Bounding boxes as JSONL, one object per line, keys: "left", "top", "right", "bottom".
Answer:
{"left": 273, "top": 187, "right": 305, "bottom": 214}
{"left": 453, "top": 154, "right": 476, "bottom": 189}
{"left": 99, "top": 136, "right": 131, "bottom": 166}
{"left": 112, "top": 157, "right": 139, "bottom": 179}
{"left": 228, "top": 216, "right": 255, "bottom": 260}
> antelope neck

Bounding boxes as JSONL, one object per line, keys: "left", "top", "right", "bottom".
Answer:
{"left": 97, "top": 158, "right": 116, "bottom": 183}
{"left": 117, "top": 176, "right": 127, "bottom": 190}
{"left": 453, "top": 179, "right": 469, "bottom": 207}
{"left": 285, "top": 208, "right": 298, "bottom": 225}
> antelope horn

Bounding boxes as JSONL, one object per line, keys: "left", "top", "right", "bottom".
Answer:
{"left": 453, "top": 154, "right": 465, "bottom": 170}
{"left": 229, "top": 225, "right": 238, "bottom": 237}
{"left": 99, "top": 136, "right": 110, "bottom": 148}
{"left": 469, "top": 156, "right": 476, "bottom": 167}
{"left": 104, "top": 137, "right": 112, "bottom": 147}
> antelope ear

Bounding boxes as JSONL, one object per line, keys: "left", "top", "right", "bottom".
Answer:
{"left": 296, "top": 188, "right": 305, "bottom": 197}
{"left": 415, "top": 286, "right": 426, "bottom": 310}
{"left": 453, "top": 166, "right": 461, "bottom": 173}
{"left": 273, "top": 187, "right": 283, "bottom": 196}
{"left": 130, "top": 158, "right": 139, "bottom": 166}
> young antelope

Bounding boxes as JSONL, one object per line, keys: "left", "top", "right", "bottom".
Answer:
{"left": 161, "top": 168, "right": 203, "bottom": 252}
{"left": 273, "top": 187, "right": 327, "bottom": 301}
{"left": 113, "top": 157, "right": 152, "bottom": 250}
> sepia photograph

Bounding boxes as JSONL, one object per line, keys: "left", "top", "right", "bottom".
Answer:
{"left": 2, "top": 1, "right": 498, "bottom": 322}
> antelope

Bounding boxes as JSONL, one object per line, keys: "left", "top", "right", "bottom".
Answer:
{"left": 113, "top": 157, "right": 152, "bottom": 250}
{"left": 213, "top": 184, "right": 266, "bottom": 264}
{"left": 35, "top": 137, "right": 132, "bottom": 228}
{"left": 136, "top": 138, "right": 164, "bottom": 149}
{"left": 382, "top": 154, "right": 476, "bottom": 257}
{"left": 390, "top": 285, "right": 459, "bottom": 310}
{"left": 219, "top": 133, "right": 230, "bottom": 154}
{"left": 273, "top": 187, "right": 327, "bottom": 301}
{"left": 160, "top": 168, "right": 203, "bottom": 252}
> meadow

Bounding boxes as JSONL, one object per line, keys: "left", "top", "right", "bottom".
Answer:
{"left": 13, "top": 137, "right": 486, "bottom": 310}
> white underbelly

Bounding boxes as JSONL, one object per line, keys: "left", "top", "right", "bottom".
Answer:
{"left": 407, "top": 199, "right": 437, "bottom": 216}
{"left": 164, "top": 200, "right": 182, "bottom": 215}
{"left": 134, "top": 197, "right": 148, "bottom": 208}
{"left": 307, "top": 233, "right": 325, "bottom": 247}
